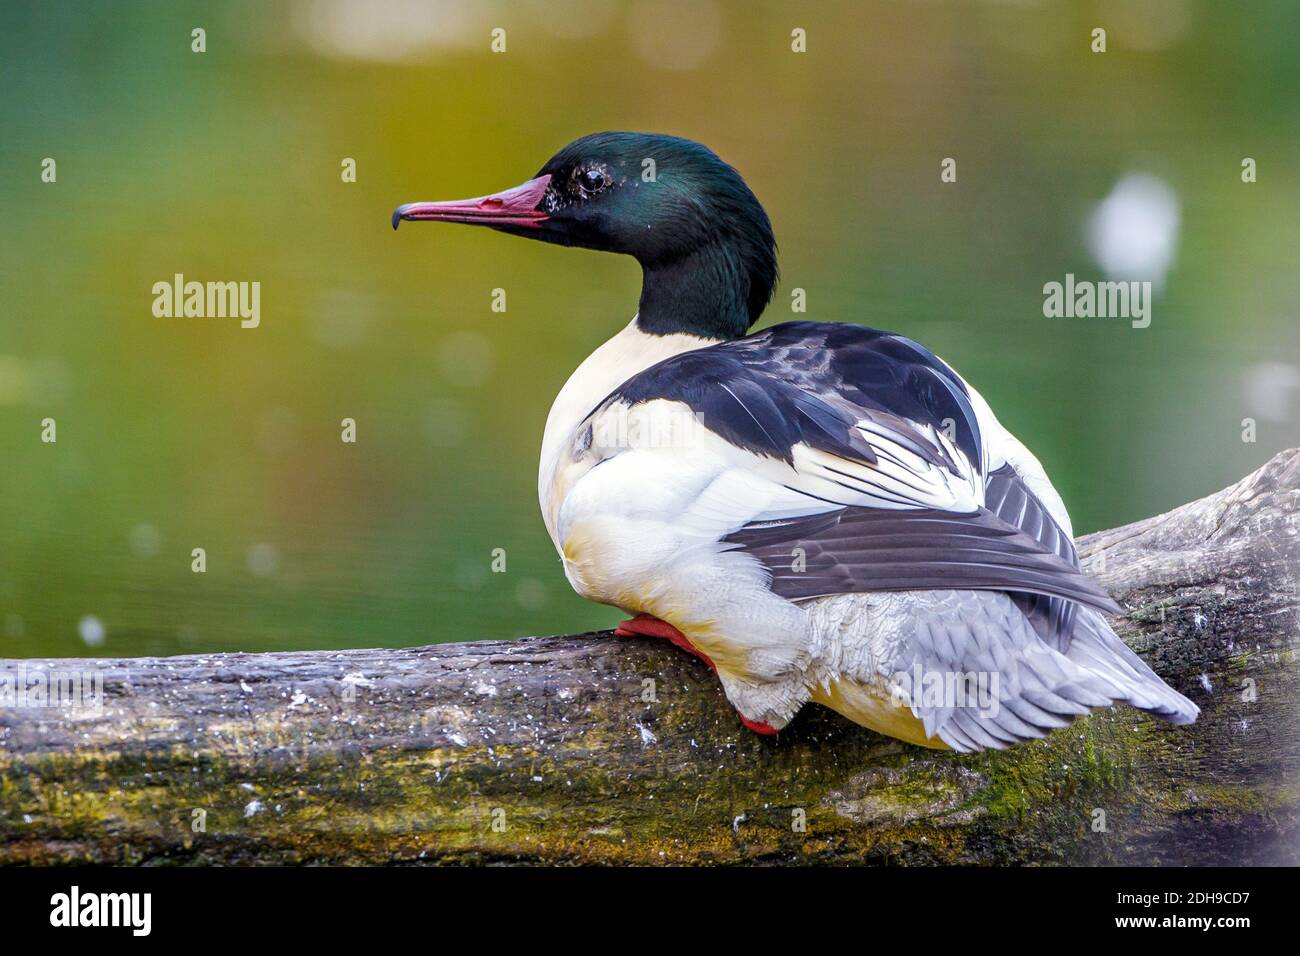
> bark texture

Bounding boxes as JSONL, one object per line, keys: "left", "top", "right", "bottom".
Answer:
{"left": 2, "top": 450, "right": 1297, "bottom": 865}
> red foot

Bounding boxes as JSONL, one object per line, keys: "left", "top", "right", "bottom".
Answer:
{"left": 738, "top": 714, "right": 780, "bottom": 736}
{"left": 615, "top": 614, "right": 716, "bottom": 672}
{"left": 614, "top": 615, "right": 778, "bottom": 736}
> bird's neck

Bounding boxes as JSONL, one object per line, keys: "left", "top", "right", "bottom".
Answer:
{"left": 635, "top": 239, "right": 760, "bottom": 341}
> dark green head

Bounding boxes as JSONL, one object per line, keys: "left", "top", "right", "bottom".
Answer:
{"left": 394, "top": 132, "right": 777, "bottom": 340}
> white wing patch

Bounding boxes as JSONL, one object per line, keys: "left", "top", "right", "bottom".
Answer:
{"left": 790, "top": 415, "right": 983, "bottom": 513}
{"left": 556, "top": 397, "right": 985, "bottom": 556}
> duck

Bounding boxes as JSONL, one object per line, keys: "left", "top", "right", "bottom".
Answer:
{"left": 393, "top": 131, "right": 1198, "bottom": 751}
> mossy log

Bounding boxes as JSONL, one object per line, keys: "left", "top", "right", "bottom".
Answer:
{"left": 2, "top": 450, "right": 1298, "bottom": 865}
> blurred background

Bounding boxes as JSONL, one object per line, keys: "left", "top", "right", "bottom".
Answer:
{"left": 1, "top": 0, "right": 1296, "bottom": 659}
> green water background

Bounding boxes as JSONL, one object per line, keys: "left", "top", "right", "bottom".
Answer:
{"left": 1, "top": 0, "right": 1296, "bottom": 658}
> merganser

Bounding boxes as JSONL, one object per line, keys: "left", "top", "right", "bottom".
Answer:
{"left": 394, "top": 131, "right": 1198, "bottom": 751}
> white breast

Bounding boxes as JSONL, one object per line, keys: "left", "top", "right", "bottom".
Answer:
{"left": 537, "top": 319, "right": 714, "bottom": 547}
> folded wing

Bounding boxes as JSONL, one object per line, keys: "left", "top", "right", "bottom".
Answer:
{"left": 597, "top": 321, "right": 1115, "bottom": 629}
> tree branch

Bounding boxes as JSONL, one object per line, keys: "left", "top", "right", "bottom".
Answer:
{"left": 2, "top": 450, "right": 1297, "bottom": 865}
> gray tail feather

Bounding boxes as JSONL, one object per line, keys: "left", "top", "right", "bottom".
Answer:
{"left": 1064, "top": 608, "right": 1199, "bottom": 725}
{"left": 889, "top": 590, "right": 1200, "bottom": 753}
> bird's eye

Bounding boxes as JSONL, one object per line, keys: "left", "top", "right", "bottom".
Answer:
{"left": 577, "top": 167, "right": 609, "bottom": 195}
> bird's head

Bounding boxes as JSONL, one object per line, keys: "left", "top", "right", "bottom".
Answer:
{"left": 394, "top": 131, "right": 776, "bottom": 339}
